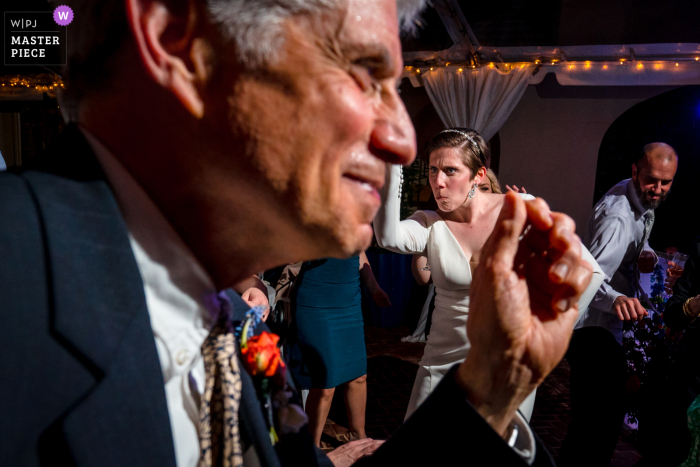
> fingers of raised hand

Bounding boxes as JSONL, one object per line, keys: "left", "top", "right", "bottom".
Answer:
{"left": 550, "top": 259, "right": 592, "bottom": 313}
{"left": 483, "top": 192, "right": 528, "bottom": 271}
{"left": 516, "top": 208, "right": 587, "bottom": 316}
{"left": 523, "top": 197, "right": 553, "bottom": 231}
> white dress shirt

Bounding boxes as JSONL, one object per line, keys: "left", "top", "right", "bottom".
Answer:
{"left": 576, "top": 178, "right": 656, "bottom": 343}
{"left": 84, "top": 128, "right": 218, "bottom": 467}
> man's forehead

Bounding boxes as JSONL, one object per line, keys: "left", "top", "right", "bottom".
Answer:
{"left": 340, "top": 0, "right": 402, "bottom": 64}
{"left": 642, "top": 156, "right": 677, "bottom": 179}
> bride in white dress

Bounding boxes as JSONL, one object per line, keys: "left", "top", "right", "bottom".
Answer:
{"left": 374, "top": 128, "right": 604, "bottom": 421}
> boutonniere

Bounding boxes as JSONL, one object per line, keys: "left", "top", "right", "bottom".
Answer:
{"left": 236, "top": 306, "right": 307, "bottom": 445}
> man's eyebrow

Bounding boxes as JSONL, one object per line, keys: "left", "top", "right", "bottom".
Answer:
{"left": 342, "top": 42, "right": 395, "bottom": 71}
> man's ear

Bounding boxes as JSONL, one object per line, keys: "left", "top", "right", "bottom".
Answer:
{"left": 125, "top": 0, "right": 208, "bottom": 117}
{"left": 631, "top": 162, "right": 638, "bottom": 181}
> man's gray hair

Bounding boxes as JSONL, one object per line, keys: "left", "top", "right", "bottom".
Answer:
{"left": 208, "top": 0, "right": 426, "bottom": 66}
{"left": 54, "top": 0, "right": 426, "bottom": 111}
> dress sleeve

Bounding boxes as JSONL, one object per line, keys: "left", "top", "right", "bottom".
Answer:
{"left": 585, "top": 214, "right": 630, "bottom": 313}
{"left": 373, "top": 164, "right": 430, "bottom": 255}
{"left": 578, "top": 244, "right": 605, "bottom": 315}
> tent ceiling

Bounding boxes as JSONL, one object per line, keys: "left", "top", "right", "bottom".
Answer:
{"left": 403, "top": 0, "right": 700, "bottom": 52}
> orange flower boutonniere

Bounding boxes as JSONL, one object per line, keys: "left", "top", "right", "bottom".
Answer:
{"left": 241, "top": 331, "right": 285, "bottom": 378}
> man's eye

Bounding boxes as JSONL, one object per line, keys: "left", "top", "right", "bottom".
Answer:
{"left": 350, "top": 65, "right": 374, "bottom": 91}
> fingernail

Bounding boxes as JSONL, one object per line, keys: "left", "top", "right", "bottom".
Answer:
{"left": 555, "top": 299, "right": 569, "bottom": 312}
{"left": 552, "top": 263, "right": 569, "bottom": 280}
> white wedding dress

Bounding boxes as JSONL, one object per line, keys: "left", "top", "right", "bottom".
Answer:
{"left": 374, "top": 164, "right": 604, "bottom": 421}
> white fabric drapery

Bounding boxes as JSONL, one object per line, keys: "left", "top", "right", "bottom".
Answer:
{"left": 528, "top": 61, "right": 700, "bottom": 86}
{"left": 422, "top": 64, "right": 536, "bottom": 141}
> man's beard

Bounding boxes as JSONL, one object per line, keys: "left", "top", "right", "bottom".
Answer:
{"left": 635, "top": 183, "right": 669, "bottom": 210}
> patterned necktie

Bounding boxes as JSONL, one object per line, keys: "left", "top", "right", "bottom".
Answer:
{"left": 633, "top": 210, "right": 656, "bottom": 306}
{"left": 199, "top": 293, "right": 244, "bottom": 467}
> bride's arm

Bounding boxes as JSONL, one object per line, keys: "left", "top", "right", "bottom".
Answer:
{"left": 373, "top": 164, "right": 429, "bottom": 255}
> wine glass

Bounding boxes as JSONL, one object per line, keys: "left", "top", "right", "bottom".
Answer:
{"left": 669, "top": 252, "right": 689, "bottom": 278}
{"left": 665, "top": 252, "right": 689, "bottom": 294}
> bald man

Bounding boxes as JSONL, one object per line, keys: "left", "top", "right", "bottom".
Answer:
{"left": 559, "top": 143, "right": 679, "bottom": 467}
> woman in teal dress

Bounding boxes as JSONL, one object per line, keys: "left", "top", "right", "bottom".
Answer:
{"left": 290, "top": 252, "right": 390, "bottom": 447}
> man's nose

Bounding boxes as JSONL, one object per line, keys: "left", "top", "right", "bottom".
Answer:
{"left": 369, "top": 92, "right": 416, "bottom": 166}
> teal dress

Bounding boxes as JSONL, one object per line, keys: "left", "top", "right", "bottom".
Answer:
{"left": 289, "top": 256, "right": 366, "bottom": 389}
{"left": 681, "top": 395, "right": 700, "bottom": 466}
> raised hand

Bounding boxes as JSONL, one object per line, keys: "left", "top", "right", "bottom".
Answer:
{"left": 456, "top": 192, "right": 592, "bottom": 435}
{"left": 505, "top": 184, "right": 527, "bottom": 194}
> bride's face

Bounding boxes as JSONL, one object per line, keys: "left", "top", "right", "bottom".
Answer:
{"left": 429, "top": 147, "right": 476, "bottom": 212}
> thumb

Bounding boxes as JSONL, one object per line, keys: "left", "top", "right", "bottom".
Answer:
{"left": 482, "top": 192, "right": 527, "bottom": 271}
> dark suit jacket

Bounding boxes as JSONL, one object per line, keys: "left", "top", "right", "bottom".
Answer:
{"left": 0, "top": 126, "right": 554, "bottom": 466}
{"left": 664, "top": 236, "right": 700, "bottom": 402}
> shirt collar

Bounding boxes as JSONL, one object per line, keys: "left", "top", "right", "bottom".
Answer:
{"left": 626, "top": 178, "right": 652, "bottom": 216}
{"left": 80, "top": 126, "right": 219, "bottom": 322}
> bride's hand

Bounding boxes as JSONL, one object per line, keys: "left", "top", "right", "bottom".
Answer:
{"left": 455, "top": 192, "right": 592, "bottom": 436}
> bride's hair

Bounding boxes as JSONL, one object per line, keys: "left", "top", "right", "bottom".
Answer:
{"left": 424, "top": 128, "right": 490, "bottom": 179}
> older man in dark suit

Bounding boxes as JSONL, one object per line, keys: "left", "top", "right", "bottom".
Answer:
{"left": 0, "top": 1, "right": 593, "bottom": 466}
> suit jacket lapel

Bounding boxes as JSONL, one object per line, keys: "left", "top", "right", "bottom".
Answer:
{"left": 24, "top": 126, "right": 176, "bottom": 466}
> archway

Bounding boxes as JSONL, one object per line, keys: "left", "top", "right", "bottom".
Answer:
{"left": 595, "top": 86, "right": 700, "bottom": 254}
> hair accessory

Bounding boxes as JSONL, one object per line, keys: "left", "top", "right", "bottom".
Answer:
{"left": 440, "top": 129, "right": 478, "bottom": 147}
{"left": 440, "top": 129, "right": 485, "bottom": 163}
{"left": 467, "top": 183, "right": 477, "bottom": 200}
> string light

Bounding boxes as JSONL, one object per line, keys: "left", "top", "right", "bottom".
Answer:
{"left": 0, "top": 73, "right": 63, "bottom": 97}
{"left": 400, "top": 59, "right": 694, "bottom": 81}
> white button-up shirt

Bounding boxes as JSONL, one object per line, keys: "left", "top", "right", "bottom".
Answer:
{"left": 576, "top": 178, "right": 656, "bottom": 343}
{"left": 84, "top": 128, "right": 217, "bottom": 467}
